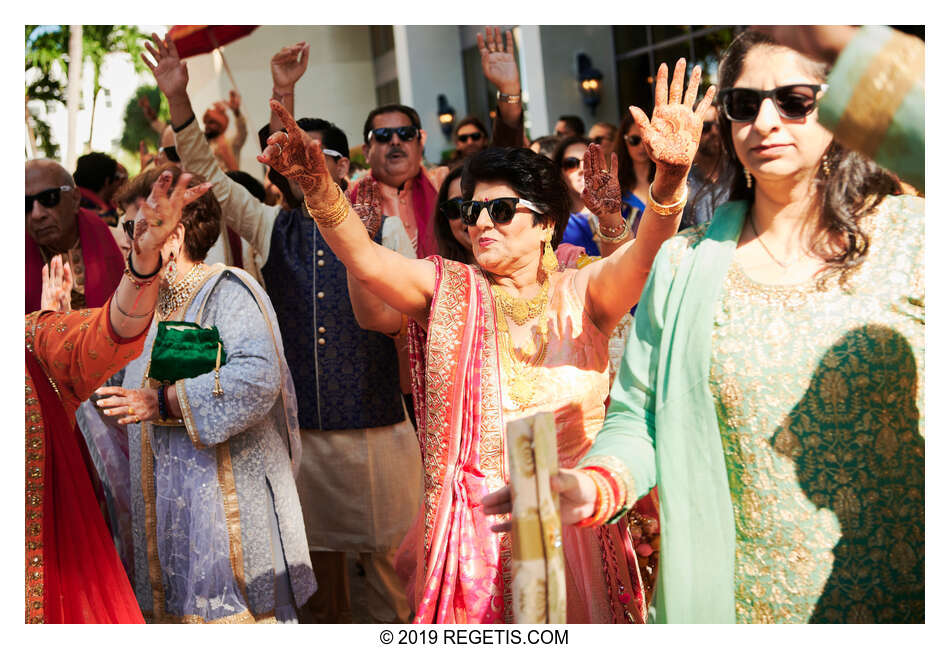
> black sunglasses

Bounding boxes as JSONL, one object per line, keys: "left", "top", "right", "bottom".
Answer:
{"left": 366, "top": 126, "right": 419, "bottom": 144}
{"left": 718, "top": 84, "right": 828, "bottom": 122}
{"left": 702, "top": 121, "right": 716, "bottom": 134}
{"left": 159, "top": 145, "right": 181, "bottom": 163}
{"left": 457, "top": 132, "right": 483, "bottom": 144}
{"left": 26, "top": 185, "right": 72, "bottom": 213}
{"left": 459, "top": 197, "right": 541, "bottom": 227}
{"left": 439, "top": 197, "right": 464, "bottom": 220}
{"left": 560, "top": 156, "right": 583, "bottom": 171}
{"left": 624, "top": 134, "right": 642, "bottom": 146}
{"left": 122, "top": 219, "right": 136, "bottom": 240}
{"left": 591, "top": 135, "right": 611, "bottom": 146}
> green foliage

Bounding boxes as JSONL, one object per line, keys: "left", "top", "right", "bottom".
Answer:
{"left": 120, "top": 85, "right": 168, "bottom": 155}
{"left": 30, "top": 113, "right": 59, "bottom": 159}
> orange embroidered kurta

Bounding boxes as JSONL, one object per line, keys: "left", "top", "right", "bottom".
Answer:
{"left": 25, "top": 302, "right": 147, "bottom": 623}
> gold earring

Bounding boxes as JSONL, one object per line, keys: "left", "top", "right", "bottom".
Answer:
{"left": 542, "top": 230, "right": 558, "bottom": 274}
{"left": 164, "top": 253, "right": 177, "bottom": 285}
{"left": 744, "top": 167, "right": 753, "bottom": 188}
{"left": 821, "top": 154, "right": 831, "bottom": 177}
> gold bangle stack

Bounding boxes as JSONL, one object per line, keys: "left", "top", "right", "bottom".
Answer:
{"left": 306, "top": 184, "right": 350, "bottom": 229}
{"left": 647, "top": 182, "right": 689, "bottom": 217}
{"left": 596, "top": 215, "right": 631, "bottom": 243}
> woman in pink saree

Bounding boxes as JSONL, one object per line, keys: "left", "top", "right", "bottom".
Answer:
{"left": 259, "top": 56, "right": 714, "bottom": 623}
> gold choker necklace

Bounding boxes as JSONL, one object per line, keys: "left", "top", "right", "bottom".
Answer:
{"left": 158, "top": 263, "right": 209, "bottom": 320}
{"left": 492, "top": 279, "right": 550, "bottom": 408}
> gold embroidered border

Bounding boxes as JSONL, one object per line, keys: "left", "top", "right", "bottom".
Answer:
{"left": 578, "top": 454, "right": 637, "bottom": 512}
{"left": 146, "top": 608, "right": 276, "bottom": 624}
{"left": 835, "top": 29, "right": 924, "bottom": 161}
{"left": 175, "top": 379, "right": 206, "bottom": 449}
{"left": 141, "top": 422, "right": 168, "bottom": 621}
{"left": 24, "top": 371, "right": 45, "bottom": 624}
{"left": 215, "top": 443, "right": 251, "bottom": 609}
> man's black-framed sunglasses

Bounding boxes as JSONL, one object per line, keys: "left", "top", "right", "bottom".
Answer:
{"left": 457, "top": 132, "right": 483, "bottom": 144}
{"left": 718, "top": 84, "right": 828, "bottom": 123}
{"left": 160, "top": 145, "right": 181, "bottom": 163}
{"left": 623, "top": 134, "right": 642, "bottom": 146}
{"left": 439, "top": 197, "right": 464, "bottom": 220}
{"left": 366, "top": 126, "right": 420, "bottom": 144}
{"left": 121, "top": 218, "right": 136, "bottom": 240}
{"left": 26, "top": 185, "right": 72, "bottom": 213}
{"left": 458, "top": 197, "right": 542, "bottom": 227}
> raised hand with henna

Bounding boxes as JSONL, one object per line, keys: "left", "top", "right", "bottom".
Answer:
{"left": 629, "top": 58, "right": 716, "bottom": 199}
{"left": 582, "top": 144, "right": 622, "bottom": 219}
{"left": 142, "top": 33, "right": 189, "bottom": 104}
{"left": 131, "top": 170, "right": 212, "bottom": 259}
{"left": 351, "top": 179, "right": 383, "bottom": 239}
{"left": 257, "top": 100, "right": 335, "bottom": 205}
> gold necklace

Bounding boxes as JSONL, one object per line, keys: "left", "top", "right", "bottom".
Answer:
{"left": 158, "top": 263, "right": 209, "bottom": 320}
{"left": 493, "top": 280, "right": 550, "bottom": 408}
{"left": 491, "top": 277, "right": 549, "bottom": 325}
{"left": 749, "top": 217, "right": 804, "bottom": 271}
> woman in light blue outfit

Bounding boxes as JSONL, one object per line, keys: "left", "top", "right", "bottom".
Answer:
{"left": 93, "top": 166, "right": 316, "bottom": 623}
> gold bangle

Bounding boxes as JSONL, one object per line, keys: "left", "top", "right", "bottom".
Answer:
{"left": 648, "top": 182, "right": 688, "bottom": 217}
{"left": 596, "top": 215, "right": 631, "bottom": 242}
{"left": 305, "top": 185, "right": 350, "bottom": 229}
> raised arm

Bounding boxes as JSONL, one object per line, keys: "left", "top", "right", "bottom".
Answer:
{"left": 478, "top": 27, "right": 523, "bottom": 146}
{"left": 578, "top": 59, "right": 715, "bottom": 332}
{"left": 228, "top": 90, "right": 248, "bottom": 157}
{"left": 269, "top": 42, "right": 309, "bottom": 136}
{"left": 144, "top": 32, "right": 280, "bottom": 261}
{"left": 259, "top": 101, "right": 436, "bottom": 325}
{"left": 581, "top": 144, "right": 629, "bottom": 257}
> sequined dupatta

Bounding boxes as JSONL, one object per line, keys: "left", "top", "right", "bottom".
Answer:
{"left": 397, "top": 257, "right": 509, "bottom": 623}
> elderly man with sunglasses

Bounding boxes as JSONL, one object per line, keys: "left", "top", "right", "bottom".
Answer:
{"left": 26, "top": 159, "right": 125, "bottom": 313}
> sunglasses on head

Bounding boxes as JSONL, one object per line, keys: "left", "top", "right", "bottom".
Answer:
{"left": 159, "top": 145, "right": 181, "bottom": 163}
{"left": 718, "top": 84, "right": 828, "bottom": 122}
{"left": 560, "top": 156, "right": 583, "bottom": 171}
{"left": 458, "top": 197, "right": 542, "bottom": 227}
{"left": 26, "top": 185, "right": 72, "bottom": 213}
{"left": 366, "top": 126, "right": 420, "bottom": 144}
{"left": 624, "top": 134, "right": 642, "bottom": 146}
{"left": 439, "top": 197, "right": 464, "bottom": 220}
{"left": 457, "top": 132, "right": 484, "bottom": 144}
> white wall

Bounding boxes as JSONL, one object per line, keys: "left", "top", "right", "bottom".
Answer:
{"left": 184, "top": 25, "right": 377, "bottom": 180}
{"left": 393, "top": 26, "right": 466, "bottom": 163}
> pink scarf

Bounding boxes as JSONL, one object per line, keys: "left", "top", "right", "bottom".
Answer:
{"left": 395, "top": 257, "right": 510, "bottom": 622}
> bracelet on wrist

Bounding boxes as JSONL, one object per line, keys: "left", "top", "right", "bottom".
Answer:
{"left": 496, "top": 90, "right": 522, "bottom": 104}
{"left": 125, "top": 251, "right": 163, "bottom": 288}
{"left": 596, "top": 215, "right": 631, "bottom": 242}
{"left": 647, "top": 182, "right": 688, "bottom": 217}
{"left": 305, "top": 184, "right": 351, "bottom": 229}
{"left": 157, "top": 384, "right": 168, "bottom": 420}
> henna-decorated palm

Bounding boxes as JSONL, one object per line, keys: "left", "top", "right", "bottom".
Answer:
{"left": 142, "top": 33, "right": 189, "bottom": 101}
{"left": 257, "top": 100, "right": 335, "bottom": 203}
{"left": 271, "top": 42, "right": 310, "bottom": 89}
{"left": 582, "top": 144, "right": 622, "bottom": 218}
{"left": 132, "top": 171, "right": 211, "bottom": 256}
{"left": 629, "top": 59, "right": 717, "bottom": 177}
{"left": 477, "top": 27, "right": 520, "bottom": 94}
{"left": 351, "top": 179, "right": 383, "bottom": 239}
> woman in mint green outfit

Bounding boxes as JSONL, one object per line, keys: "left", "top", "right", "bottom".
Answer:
{"left": 576, "top": 29, "right": 924, "bottom": 623}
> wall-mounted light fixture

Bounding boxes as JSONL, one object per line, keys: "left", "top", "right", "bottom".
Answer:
{"left": 576, "top": 53, "right": 603, "bottom": 115}
{"left": 437, "top": 94, "right": 456, "bottom": 137}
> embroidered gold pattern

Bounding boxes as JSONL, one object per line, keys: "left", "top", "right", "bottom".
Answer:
{"left": 709, "top": 200, "right": 924, "bottom": 623}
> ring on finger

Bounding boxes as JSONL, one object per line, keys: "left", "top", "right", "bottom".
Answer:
{"left": 274, "top": 143, "right": 284, "bottom": 155}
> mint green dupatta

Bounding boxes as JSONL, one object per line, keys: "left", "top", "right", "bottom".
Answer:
{"left": 584, "top": 201, "right": 748, "bottom": 623}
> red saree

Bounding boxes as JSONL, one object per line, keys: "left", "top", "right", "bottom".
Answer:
{"left": 25, "top": 305, "right": 146, "bottom": 623}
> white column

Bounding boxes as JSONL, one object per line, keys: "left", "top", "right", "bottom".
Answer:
{"left": 517, "top": 25, "right": 549, "bottom": 140}
{"left": 65, "top": 25, "right": 83, "bottom": 170}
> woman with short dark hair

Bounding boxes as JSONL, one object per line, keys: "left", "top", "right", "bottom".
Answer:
{"left": 89, "top": 163, "right": 317, "bottom": 623}
{"left": 261, "top": 56, "right": 714, "bottom": 623}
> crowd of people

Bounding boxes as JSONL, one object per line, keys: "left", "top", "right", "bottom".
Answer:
{"left": 24, "top": 24, "right": 923, "bottom": 625}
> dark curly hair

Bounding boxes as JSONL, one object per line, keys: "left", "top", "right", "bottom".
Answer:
{"left": 716, "top": 30, "right": 901, "bottom": 285}
{"left": 115, "top": 163, "right": 221, "bottom": 262}
{"left": 460, "top": 148, "right": 571, "bottom": 247}
{"left": 434, "top": 165, "right": 469, "bottom": 262}
{"left": 74, "top": 152, "right": 118, "bottom": 192}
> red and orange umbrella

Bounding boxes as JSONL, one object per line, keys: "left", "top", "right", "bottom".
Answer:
{"left": 167, "top": 25, "right": 258, "bottom": 90}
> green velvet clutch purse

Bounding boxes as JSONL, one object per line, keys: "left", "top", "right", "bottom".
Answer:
{"left": 148, "top": 321, "right": 227, "bottom": 384}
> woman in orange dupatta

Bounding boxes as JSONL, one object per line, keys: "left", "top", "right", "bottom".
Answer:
{"left": 25, "top": 171, "right": 210, "bottom": 623}
{"left": 258, "top": 56, "right": 713, "bottom": 623}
